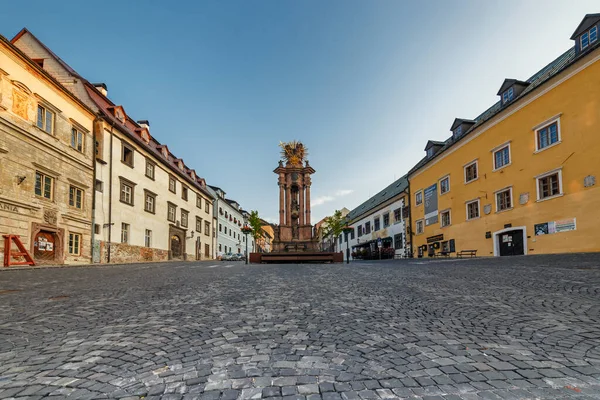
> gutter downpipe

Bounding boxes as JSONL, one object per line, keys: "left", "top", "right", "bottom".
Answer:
{"left": 90, "top": 115, "right": 102, "bottom": 263}
{"left": 406, "top": 184, "right": 414, "bottom": 258}
{"left": 107, "top": 121, "right": 115, "bottom": 263}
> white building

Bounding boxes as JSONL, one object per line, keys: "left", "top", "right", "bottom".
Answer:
{"left": 12, "top": 29, "right": 215, "bottom": 263}
{"left": 338, "top": 175, "right": 410, "bottom": 261}
{"left": 208, "top": 186, "right": 254, "bottom": 258}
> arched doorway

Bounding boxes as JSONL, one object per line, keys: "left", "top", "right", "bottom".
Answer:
{"left": 34, "top": 231, "right": 56, "bottom": 261}
{"left": 170, "top": 235, "right": 182, "bottom": 259}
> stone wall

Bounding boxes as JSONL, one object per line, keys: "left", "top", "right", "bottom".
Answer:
{"left": 97, "top": 241, "right": 169, "bottom": 264}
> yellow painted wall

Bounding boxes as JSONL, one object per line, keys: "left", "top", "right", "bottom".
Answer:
{"left": 409, "top": 51, "right": 600, "bottom": 257}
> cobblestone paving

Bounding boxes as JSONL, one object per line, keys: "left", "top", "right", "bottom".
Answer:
{"left": 0, "top": 254, "right": 599, "bottom": 399}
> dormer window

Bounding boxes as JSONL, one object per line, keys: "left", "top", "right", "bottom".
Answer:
{"left": 454, "top": 126, "right": 462, "bottom": 138}
{"left": 502, "top": 87, "right": 514, "bottom": 104}
{"left": 581, "top": 26, "right": 597, "bottom": 49}
{"left": 426, "top": 148, "right": 434, "bottom": 158}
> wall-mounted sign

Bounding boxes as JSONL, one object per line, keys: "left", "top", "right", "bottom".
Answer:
{"left": 535, "top": 218, "right": 576, "bottom": 236}
{"left": 485, "top": 231, "right": 491, "bottom": 239}
{"left": 427, "top": 234, "right": 444, "bottom": 243}
{"left": 424, "top": 183, "right": 438, "bottom": 226}
{"left": 519, "top": 193, "right": 529, "bottom": 205}
{"left": 0, "top": 201, "right": 19, "bottom": 213}
{"left": 483, "top": 204, "right": 492, "bottom": 215}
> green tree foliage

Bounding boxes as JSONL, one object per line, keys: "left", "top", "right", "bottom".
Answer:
{"left": 322, "top": 209, "right": 347, "bottom": 241}
{"left": 248, "top": 210, "right": 263, "bottom": 243}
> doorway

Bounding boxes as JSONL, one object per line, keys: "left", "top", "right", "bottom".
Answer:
{"left": 170, "top": 235, "right": 182, "bottom": 259}
{"left": 494, "top": 227, "right": 526, "bottom": 256}
{"left": 34, "top": 230, "right": 56, "bottom": 261}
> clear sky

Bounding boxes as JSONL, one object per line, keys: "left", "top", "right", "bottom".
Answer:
{"left": 4, "top": 1, "right": 598, "bottom": 223}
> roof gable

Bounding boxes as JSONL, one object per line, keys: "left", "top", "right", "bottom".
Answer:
{"left": 424, "top": 140, "right": 445, "bottom": 151}
{"left": 496, "top": 79, "right": 529, "bottom": 95}
{"left": 450, "top": 118, "right": 476, "bottom": 131}
{"left": 570, "top": 13, "right": 600, "bottom": 39}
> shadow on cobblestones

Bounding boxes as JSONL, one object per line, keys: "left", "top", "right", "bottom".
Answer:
{"left": 0, "top": 254, "right": 599, "bottom": 399}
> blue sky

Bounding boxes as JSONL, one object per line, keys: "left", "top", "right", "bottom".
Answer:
{"left": 4, "top": 1, "right": 598, "bottom": 223}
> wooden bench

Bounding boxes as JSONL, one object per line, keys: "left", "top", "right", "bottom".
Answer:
{"left": 456, "top": 250, "right": 477, "bottom": 258}
{"left": 434, "top": 251, "right": 451, "bottom": 258}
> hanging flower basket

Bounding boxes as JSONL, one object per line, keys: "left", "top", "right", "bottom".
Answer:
{"left": 241, "top": 226, "right": 253, "bottom": 234}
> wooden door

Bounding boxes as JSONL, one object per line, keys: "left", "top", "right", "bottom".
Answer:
{"left": 34, "top": 231, "right": 56, "bottom": 261}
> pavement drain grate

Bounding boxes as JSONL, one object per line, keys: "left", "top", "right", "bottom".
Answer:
{"left": 0, "top": 289, "right": 23, "bottom": 295}
{"left": 48, "top": 295, "right": 70, "bottom": 300}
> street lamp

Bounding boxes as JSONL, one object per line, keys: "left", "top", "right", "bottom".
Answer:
{"left": 242, "top": 214, "right": 251, "bottom": 265}
{"left": 342, "top": 226, "right": 354, "bottom": 264}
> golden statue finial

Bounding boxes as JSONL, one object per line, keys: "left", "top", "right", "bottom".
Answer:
{"left": 279, "top": 141, "right": 308, "bottom": 166}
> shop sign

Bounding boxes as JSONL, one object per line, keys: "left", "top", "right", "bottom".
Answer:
{"left": 424, "top": 183, "right": 438, "bottom": 226}
{"left": 426, "top": 234, "right": 444, "bottom": 243}
{"left": 534, "top": 218, "right": 576, "bottom": 236}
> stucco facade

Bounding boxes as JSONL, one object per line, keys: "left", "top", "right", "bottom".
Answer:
{"left": 0, "top": 35, "right": 96, "bottom": 265}
{"left": 209, "top": 186, "right": 254, "bottom": 257}
{"left": 409, "top": 17, "right": 600, "bottom": 257}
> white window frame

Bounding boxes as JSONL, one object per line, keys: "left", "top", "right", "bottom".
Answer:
{"left": 145, "top": 229, "right": 152, "bottom": 247}
{"left": 121, "top": 223, "right": 130, "bottom": 244}
{"left": 36, "top": 104, "right": 55, "bottom": 134}
{"left": 415, "top": 190, "right": 423, "bottom": 206}
{"left": 535, "top": 168, "right": 563, "bottom": 202}
{"left": 494, "top": 187, "right": 513, "bottom": 213}
{"left": 533, "top": 114, "right": 561, "bottom": 153}
{"left": 465, "top": 199, "right": 480, "bottom": 221}
{"left": 68, "top": 232, "right": 82, "bottom": 255}
{"left": 439, "top": 175, "right": 450, "bottom": 195}
{"left": 581, "top": 31, "right": 590, "bottom": 49}
{"left": 440, "top": 209, "right": 451, "bottom": 228}
{"left": 492, "top": 141, "right": 512, "bottom": 171}
{"left": 590, "top": 26, "right": 598, "bottom": 44}
{"left": 415, "top": 219, "right": 424, "bottom": 235}
{"left": 71, "top": 127, "right": 84, "bottom": 152}
{"left": 463, "top": 159, "right": 478, "bottom": 184}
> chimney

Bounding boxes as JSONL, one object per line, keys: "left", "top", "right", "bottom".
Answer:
{"left": 137, "top": 120, "right": 150, "bottom": 131}
{"left": 93, "top": 83, "right": 107, "bottom": 97}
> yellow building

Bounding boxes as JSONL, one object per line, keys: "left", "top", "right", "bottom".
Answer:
{"left": 409, "top": 14, "right": 600, "bottom": 257}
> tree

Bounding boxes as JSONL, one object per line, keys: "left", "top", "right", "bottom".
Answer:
{"left": 322, "top": 209, "right": 348, "bottom": 251}
{"left": 248, "top": 210, "right": 263, "bottom": 246}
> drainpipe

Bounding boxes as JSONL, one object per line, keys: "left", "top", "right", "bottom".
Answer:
{"left": 106, "top": 122, "right": 115, "bottom": 263}
{"left": 406, "top": 186, "right": 413, "bottom": 258}
{"left": 90, "top": 116, "right": 101, "bottom": 263}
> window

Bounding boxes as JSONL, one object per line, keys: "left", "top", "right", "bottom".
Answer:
{"left": 440, "top": 210, "right": 451, "bottom": 227}
{"left": 493, "top": 145, "right": 510, "bottom": 170}
{"left": 169, "top": 176, "right": 176, "bottom": 193}
{"left": 196, "top": 217, "right": 202, "bottom": 233}
{"left": 145, "top": 229, "right": 152, "bottom": 247}
{"left": 95, "top": 179, "right": 103, "bottom": 192}
{"left": 205, "top": 221, "right": 210, "bottom": 236}
{"left": 225, "top": 211, "right": 228, "bottom": 218}
{"left": 144, "top": 191, "right": 156, "bottom": 214}
{"left": 36, "top": 105, "right": 54, "bottom": 134}
{"left": 122, "top": 143, "right": 134, "bottom": 167}
{"left": 145, "top": 159, "right": 155, "bottom": 179}
{"left": 121, "top": 223, "right": 129, "bottom": 243}
{"left": 120, "top": 179, "right": 134, "bottom": 206}
{"left": 394, "top": 233, "right": 403, "bottom": 249}
{"left": 402, "top": 207, "right": 410, "bottom": 219}
{"left": 374, "top": 217, "right": 380, "bottom": 231}
{"left": 182, "top": 186, "right": 188, "bottom": 201}
{"left": 393, "top": 208, "right": 401, "bottom": 222}
{"left": 464, "top": 161, "right": 478, "bottom": 183}
{"left": 350, "top": 229, "right": 355, "bottom": 240}
{"left": 69, "top": 186, "right": 83, "bottom": 209}
{"left": 68, "top": 233, "right": 81, "bottom": 255}
{"left": 357, "top": 225, "right": 363, "bottom": 237}
{"left": 196, "top": 195, "right": 202, "bottom": 209}
{"left": 181, "top": 210, "right": 189, "bottom": 228}
{"left": 365, "top": 221, "right": 371, "bottom": 234}
{"left": 466, "top": 199, "right": 480, "bottom": 220}
{"left": 495, "top": 188, "right": 512, "bottom": 212}
{"left": 440, "top": 176, "right": 450, "bottom": 194}
{"left": 34, "top": 171, "right": 53, "bottom": 200}
{"left": 219, "top": 223, "right": 222, "bottom": 232}
{"left": 536, "top": 121, "right": 560, "bottom": 151}
{"left": 454, "top": 126, "right": 462, "bottom": 138}
{"left": 205, "top": 200, "right": 210, "bottom": 213}
{"left": 581, "top": 31, "right": 590, "bottom": 49}
{"left": 536, "top": 170, "right": 562, "bottom": 200}
{"left": 167, "top": 203, "right": 177, "bottom": 222}
{"left": 71, "top": 128, "right": 84, "bottom": 152}
{"left": 383, "top": 213, "right": 390, "bottom": 227}
{"left": 426, "top": 148, "right": 434, "bottom": 158}
{"left": 219, "top": 244, "right": 222, "bottom": 252}
{"left": 502, "top": 87, "right": 514, "bottom": 104}
{"left": 416, "top": 219, "right": 424, "bottom": 235}
{"left": 415, "top": 191, "right": 423, "bottom": 206}
{"left": 591, "top": 26, "right": 598, "bottom": 44}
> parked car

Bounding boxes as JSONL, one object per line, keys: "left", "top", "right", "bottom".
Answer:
{"left": 221, "top": 252, "right": 234, "bottom": 261}
{"left": 233, "top": 253, "right": 245, "bottom": 261}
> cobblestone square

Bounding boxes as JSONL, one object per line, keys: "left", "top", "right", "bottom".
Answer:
{"left": 0, "top": 254, "right": 599, "bottom": 399}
